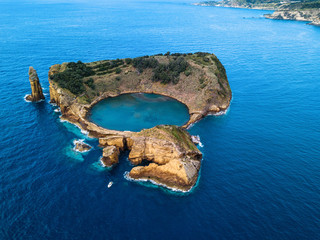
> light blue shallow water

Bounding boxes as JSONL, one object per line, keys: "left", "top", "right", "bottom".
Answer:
{"left": 1, "top": 0, "right": 320, "bottom": 239}
{"left": 89, "top": 93, "right": 190, "bottom": 131}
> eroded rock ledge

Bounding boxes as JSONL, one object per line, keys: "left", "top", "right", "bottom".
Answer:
{"left": 48, "top": 52, "right": 231, "bottom": 191}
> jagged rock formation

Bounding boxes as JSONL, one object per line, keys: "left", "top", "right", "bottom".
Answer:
{"left": 26, "top": 67, "right": 45, "bottom": 102}
{"left": 127, "top": 125, "right": 202, "bottom": 191}
{"left": 97, "top": 125, "right": 202, "bottom": 190}
{"left": 73, "top": 139, "right": 92, "bottom": 152}
{"left": 101, "top": 146, "right": 120, "bottom": 167}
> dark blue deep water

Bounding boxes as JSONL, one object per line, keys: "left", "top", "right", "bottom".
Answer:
{"left": 89, "top": 93, "right": 190, "bottom": 131}
{"left": 1, "top": 0, "right": 320, "bottom": 239}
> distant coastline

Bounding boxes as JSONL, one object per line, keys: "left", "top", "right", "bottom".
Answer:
{"left": 194, "top": 1, "right": 320, "bottom": 26}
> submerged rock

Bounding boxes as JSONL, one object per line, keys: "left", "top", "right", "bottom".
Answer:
{"left": 73, "top": 139, "right": 92, "bottom": 152}
{"left": 26, "top": 67, "right": 45, "bottom": 102}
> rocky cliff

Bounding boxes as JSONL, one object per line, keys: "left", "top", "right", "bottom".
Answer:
{"left": 26, "top": 67, "right": 45, "bottom": 102}
{"left": 264, "top": 10, "right": 320, "bottom": 26}
{"left": 127, "top": 125, "right": 202, "bottom": 191}
{"left": 98, "top": 125, "right": 202, "bottom": 191}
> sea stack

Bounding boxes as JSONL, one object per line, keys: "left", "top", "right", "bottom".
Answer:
{"left": 26, "top": 67, "right": 45, "bottom": 102}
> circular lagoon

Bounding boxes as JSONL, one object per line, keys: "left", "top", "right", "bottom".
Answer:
{"left": 88, "top": 93, "right": 190, "bottom": 132}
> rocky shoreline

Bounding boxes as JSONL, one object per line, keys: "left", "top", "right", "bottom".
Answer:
{"left": 46, "top": 53, "right": 232, "bottom": 191}
{"left": 195, "top": 1, "right": 320, "bottom": 26}
{"left": 264, "top": 10, "right": 320, "bottom": 26}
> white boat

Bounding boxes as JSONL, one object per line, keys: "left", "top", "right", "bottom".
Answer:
{"left": 108, "top": 181, "right": 113, "bottom": 188}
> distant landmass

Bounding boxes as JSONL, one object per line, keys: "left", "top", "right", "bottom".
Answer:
{"left": 195, "top": 0, "right": 320, "bottom": 25}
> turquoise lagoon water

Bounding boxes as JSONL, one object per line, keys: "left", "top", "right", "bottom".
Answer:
{"left": 1, "top": 0, "right": 320, "bottom": 239}
{"left": 89, "top": 93, "right": 190, "bottom": 131}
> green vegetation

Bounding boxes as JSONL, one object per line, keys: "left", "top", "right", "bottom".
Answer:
{"left": 184, "top": 68, "right": 192, "bottom": 76}
{"left": 285, "top": 1, "right": 320, "bottom": 9}
{"left": 125, "top": 58, "right": 132, "bottom": 64}
{"left": 211, "top": 55, "right": 227, "bottom": 81}
{"left": 132, "top": 56, "right": 158, "bottom": 73}
{"left": 85, "top": 78, "right": 95, "bottom": 90}
{"left": 115, "top": 68, "right": 122, "bottom": 74}
{"left": 50, "top": 52, "right": 228, "bottom": 101}
{"left": 159, "top": 125, "right": 198, "bottom": 152}
{"left": 132, "top": 55, "right": 188, "bottom": 84}
{"left": 91, "top": 59, "right": 124, "bottom": 74}
{"left": 153, "top": 57, "right": 188, "bottom": 84}
{"left": 50, "top": 61, "right": 94, "bottom": 95}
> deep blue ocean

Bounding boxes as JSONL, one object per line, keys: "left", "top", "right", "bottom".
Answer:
{"left": 1, "top": 0, "right": 320, "bottom": 239}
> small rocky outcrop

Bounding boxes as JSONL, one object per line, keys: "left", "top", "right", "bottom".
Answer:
{"left": 101, "top": 146, "right": 120, "bottom": 167}
{"left": 26, "top": 67, "right": 45, "bottom": 102}
{"left": 73, "top": 140, "right": 92, "bottom": 152}
{"left": 126, "top": 125, "right": 202, "bottom": 191}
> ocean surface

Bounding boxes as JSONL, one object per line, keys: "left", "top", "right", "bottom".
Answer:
{"left": 89, "top": 93, "right": 190, "bottom": 131}
{"left": 1, "top": 0, "right": 320, "bottom": 239}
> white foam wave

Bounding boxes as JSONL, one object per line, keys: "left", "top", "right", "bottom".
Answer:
{"left": 24, "top": 95, "right": 31, "bottom": 103}
{"left": 50, "top": 102, "right": 58, "bottom": 106}
{"left": 59, "top": 116, "right": 67, "bottom": 123}
{"left": 59, "top": 117, "right": 93, "bottom": 141}
{"left": 123, "top": 171, "right": 193, "bottom": 193}
{"left": 209, "top": 107, "right": 229, "bottom": 116}
{"left": 80, "top": 128, "right": 89, "bottom": 136}
{"left": 72, "top": 139, "right": 92, "bottom": 153}
{"left": 24, "top": 94, "right": 45, "bottom": 103}
{"left": 99, "top": 157, "right": 106, "bottom": 167}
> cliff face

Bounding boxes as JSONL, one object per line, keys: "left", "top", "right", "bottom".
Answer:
{"left": 26, "top": 67, "right": 45, "bottom": 102}
{"left": 264, "top": 10, "right": 320, "bottom": 26}
{"left": 127, "top": 125, "right": 202, "bottom": 191}
{"left": 99, "top": 125, "right": 202, "bottom": 191}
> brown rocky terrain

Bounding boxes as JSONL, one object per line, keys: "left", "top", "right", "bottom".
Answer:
{"left": 73, "top": 139, "right": 92, "bottom": 152}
